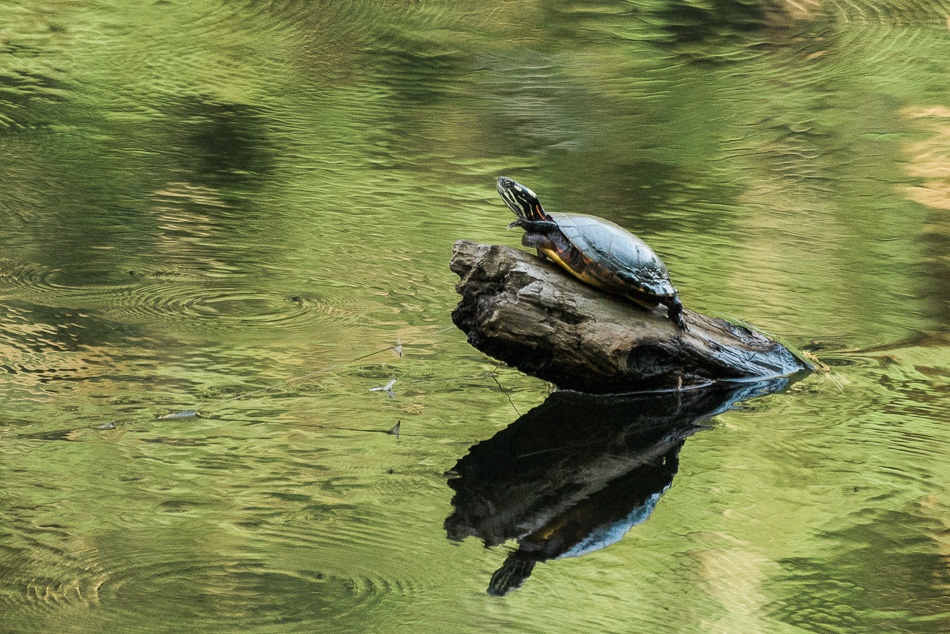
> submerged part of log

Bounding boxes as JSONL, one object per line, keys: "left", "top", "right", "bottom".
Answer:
{"left": 450, "top": 240, "right": 812, "bottom": 393}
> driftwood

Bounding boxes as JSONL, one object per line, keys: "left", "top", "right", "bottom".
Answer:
{"left": 450, "top": 240, "right": 811, "bottom": 393}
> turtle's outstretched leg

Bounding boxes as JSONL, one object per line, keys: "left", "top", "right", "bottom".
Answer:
{"left": 520, "top": 232, "right": 557, "bottom": 252}
{"left": 665, "top": 296, "right": 687, "bottom": 330}
{"left": 508, "top": 218, "right": 562, "bottom": 256}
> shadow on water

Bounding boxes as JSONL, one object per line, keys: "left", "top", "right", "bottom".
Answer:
{"left": 445, "top": 378, "right": 795, "bottom": 596}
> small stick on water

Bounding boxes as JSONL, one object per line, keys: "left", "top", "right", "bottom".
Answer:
{"left": 488, "top": 363, "right": 520, "bottom": 417}
{"left": 369, "top": 378, "right": 397, "bottom": 392}
{"left": 157, "top": 411, "right": 199, "bottom": 420}
{"left": 162, "top": 342, "right": 402, "bottom": 419}
{"left": 370, "top": 378, "right": 397, "bottom": 399}
{"left": 392, "top": 339, "right": 402, "bottom": 358}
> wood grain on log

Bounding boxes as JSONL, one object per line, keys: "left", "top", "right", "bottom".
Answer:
{"left": 450, "top": 240, "right": 812, "bottom": 394}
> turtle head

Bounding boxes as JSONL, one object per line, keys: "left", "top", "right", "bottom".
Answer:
{"left": 496, "top": 177, "right": 550, "bottom": 222}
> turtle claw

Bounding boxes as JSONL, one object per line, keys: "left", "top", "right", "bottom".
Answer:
{"left": 666, "top": 297, "right": 688, "bottom": 331}
{"left": 507, "top": 219, "right": 526, "bottom": 231}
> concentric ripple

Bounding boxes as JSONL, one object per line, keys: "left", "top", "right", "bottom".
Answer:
{"left": 0, "top": 259, "right": 365, "bottom": 332}
{"left": 86, "top": 553, "right": 425, "bottom": 629}
{"left": 0, "top": 522, "right": 109, "bottom": 625}
{"left": 100, "top": 282, "right": 366, "bottom": 332}
{"left": 0, "top": 262, "right": 137, "bottom": 297}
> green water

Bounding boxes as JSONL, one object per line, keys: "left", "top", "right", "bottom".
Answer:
{"left": 2, "top": 0, "right": 949, "bottom": 631}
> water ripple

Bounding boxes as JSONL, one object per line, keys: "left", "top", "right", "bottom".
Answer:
{"left": 0, "top": 262, "right": 362, "bottom": 332}
{"left": 0, "top": 530, "right": 108, "bottom": 619}
{"left": 105, "top": 284, "right": 335, "bottom": 330}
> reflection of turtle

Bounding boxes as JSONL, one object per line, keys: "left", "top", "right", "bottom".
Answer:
{"left": 497, "top": 176, "right": 686, "bottom": 329}
{"left": 445, "top": 381, "right": 792, "bottom": 596}
{"left": 487, "top": 442, "right": 682, "bottom": 596}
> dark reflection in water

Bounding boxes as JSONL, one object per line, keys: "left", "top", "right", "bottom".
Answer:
{"left": 168, "top": 95, "right": 275, "bottom": 188}
{"left": 446, "top": 380, "right": 792, "bottom": 596}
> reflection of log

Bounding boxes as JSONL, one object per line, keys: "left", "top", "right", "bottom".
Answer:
{"left": 444, "top": 379, "right": 790, "bottom": 596}
{"left": 450, "top": 240, "right": 812, "bottom": 393}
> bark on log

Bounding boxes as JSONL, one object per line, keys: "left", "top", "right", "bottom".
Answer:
{"left": 450, "top": 240, "right": 812, "bottom": 394}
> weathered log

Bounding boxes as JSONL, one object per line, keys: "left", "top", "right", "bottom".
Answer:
{"left": 450, "top": 240, "right": 811, "bottom": 393}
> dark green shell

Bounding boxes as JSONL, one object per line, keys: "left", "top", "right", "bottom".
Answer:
{"left": 549, "top": 212, "right": 677, "bottom": 298}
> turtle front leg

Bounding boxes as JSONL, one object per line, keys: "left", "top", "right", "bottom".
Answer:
{"left": 665, "top": 296, "right": 688, "bottom": 330}
{"left": 508, "top": 218, "right": 561, "bottom": 257}
{"left": 520, "top": 231, "right": 557, "bottom": 255}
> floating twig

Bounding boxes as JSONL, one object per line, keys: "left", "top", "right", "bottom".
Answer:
{"left": 161, "top": 342, "right": 404, "bottom": 419}
{"left": 370, "top": 378, "right": 397, "bottom": 399}
{"left": 158, "top": 410, "right": 199, "bottom": 420}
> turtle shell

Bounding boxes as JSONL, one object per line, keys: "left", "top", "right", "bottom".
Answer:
{"left": 549, "top": 212, "right": 677, "bottom": 299}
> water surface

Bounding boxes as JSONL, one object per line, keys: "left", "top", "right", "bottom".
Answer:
{"left": 2, "top": 0, "right": 950, "bottom": 631}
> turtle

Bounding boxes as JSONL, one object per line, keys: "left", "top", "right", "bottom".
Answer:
{"left": 496, "top": 176, "right": 687, "bottom": 329}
